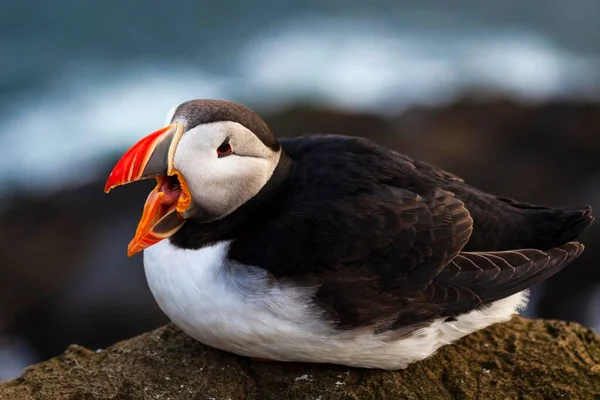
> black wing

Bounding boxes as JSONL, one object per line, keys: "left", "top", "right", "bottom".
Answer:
{"left": 433, "top": 243, "right": 584, "bottom": 308}
{"left": 304, "top": 186, "right": 584, "bottom": 331}
{"left": 306, "top": 185, "right": 474, "bottom": 330}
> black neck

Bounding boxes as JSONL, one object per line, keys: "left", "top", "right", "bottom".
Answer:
{"left": 170, "top": 151, "right": 293, "bottom": 249}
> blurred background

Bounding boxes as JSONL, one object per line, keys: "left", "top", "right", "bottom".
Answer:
{"left": 1, "top": 0, "right": 600, "bottom": 381}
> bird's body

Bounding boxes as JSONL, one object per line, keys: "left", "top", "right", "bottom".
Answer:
{"left": 106, "top": 100, "right": 593, "bottom": 370}
{"left": 145, "top": 239, "right": 527, "bottom": 369}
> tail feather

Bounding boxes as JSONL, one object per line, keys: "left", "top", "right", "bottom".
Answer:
{"left": 500, "top": 197, "right": 594, "bottom": 250}
{"left": 547, "top": 206, "right": 594, "bottom": 246}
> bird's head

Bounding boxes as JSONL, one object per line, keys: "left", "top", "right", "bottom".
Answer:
{"left": 104, "top": 99, "right": 282, "bottom": 256}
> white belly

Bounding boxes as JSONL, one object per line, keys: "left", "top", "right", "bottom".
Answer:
{"left": 144, "top": 240, "right": 528, "bottom": 369}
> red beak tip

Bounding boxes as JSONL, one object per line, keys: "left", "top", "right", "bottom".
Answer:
{"left": 127, "top": 246, "right": 141, "bottom": 257}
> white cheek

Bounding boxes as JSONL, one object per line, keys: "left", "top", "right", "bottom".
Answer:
{"left": 174, "top": 148, "right": 273, "bottom": 215}
{"left": 172, "top": 121, "right": 280, "bottom": 218}
{"left": 211, "top": 157, "right": 271, "bottom": 200}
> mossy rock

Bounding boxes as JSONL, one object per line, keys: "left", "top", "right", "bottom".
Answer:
{"left": 1, "top": 316, "right": 599, "bottom": 399}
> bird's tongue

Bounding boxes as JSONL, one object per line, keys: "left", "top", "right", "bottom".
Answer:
{"left": 158, "top": 178, "right": 182, "bottom": 204}
{"left": 128, "top": 176, "right": 184, "bottom": 256}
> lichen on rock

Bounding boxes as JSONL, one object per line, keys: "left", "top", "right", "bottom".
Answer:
{"left": 1, "top": 316, "right": 599, "bottom": 399}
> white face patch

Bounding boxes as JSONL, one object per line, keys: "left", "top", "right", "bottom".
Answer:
{"left": 172, "top": 121, "right": 280, "bottom": 219}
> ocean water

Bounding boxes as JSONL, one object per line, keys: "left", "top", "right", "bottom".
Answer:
{"left": 1, "top": 3, "right": 600, "bottom": 194}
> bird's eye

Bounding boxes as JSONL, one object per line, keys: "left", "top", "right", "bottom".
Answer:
{"left": 217, "top": 138, "right": 232, "bottom": 158}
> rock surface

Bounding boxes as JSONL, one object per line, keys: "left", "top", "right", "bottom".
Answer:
{"left": 1, "top": 316, "right": 599, "bottom": 399}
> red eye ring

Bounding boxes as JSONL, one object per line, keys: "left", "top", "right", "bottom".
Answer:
{"left": 217, "top": 141, "right": 232, "bottom": 157}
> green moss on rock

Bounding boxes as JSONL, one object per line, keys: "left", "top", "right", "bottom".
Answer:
{"left": 1, "top": 316, "right": 599, "bottom": 399}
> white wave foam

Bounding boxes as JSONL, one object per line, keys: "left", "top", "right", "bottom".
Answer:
{"left": 239, "top": 17, "right": 600, "bottom": 111}
{"left": 0, "top": 17, "right": 599, "bottom": 193}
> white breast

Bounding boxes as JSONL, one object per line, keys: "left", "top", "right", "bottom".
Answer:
{"left": 143, "top": 240, "right": 528, "bottom": 369}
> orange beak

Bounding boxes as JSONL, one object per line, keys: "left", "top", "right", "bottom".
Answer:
{"left": 105, "top": 122, "right": 190, "bottom": 256}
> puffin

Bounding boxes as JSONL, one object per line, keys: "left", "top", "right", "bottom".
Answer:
{"left": 104, "top": 99, "right": 594, "bottom": 370}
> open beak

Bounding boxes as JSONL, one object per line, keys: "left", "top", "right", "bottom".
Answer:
{"left": 105, "top": 122, "right": 190, "bottom": 256}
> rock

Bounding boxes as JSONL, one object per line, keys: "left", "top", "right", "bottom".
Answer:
{"left": 1, "top": 317, "right": 599, "bottom": 399}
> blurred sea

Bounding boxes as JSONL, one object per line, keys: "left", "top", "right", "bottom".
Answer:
{"left": 1, "top": 0, "right": 600, "bottom": 195}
